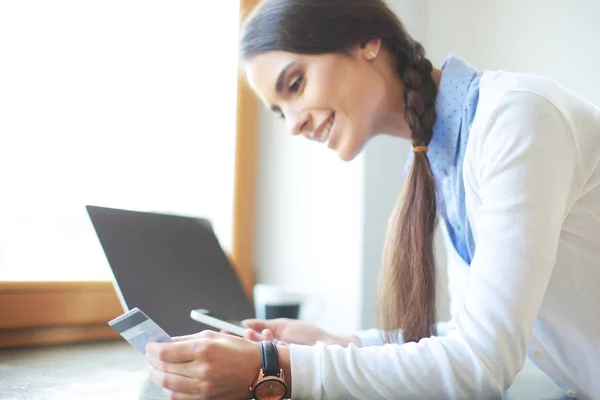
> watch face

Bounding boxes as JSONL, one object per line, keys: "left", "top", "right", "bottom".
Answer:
{"left": 254, "top": 379, "right": 287, "bottom": 400}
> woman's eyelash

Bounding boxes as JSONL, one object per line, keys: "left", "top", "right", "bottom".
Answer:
{"left": 289, "top": 75, "right": 303, "bottom": 93}
{"left": 277, "top": 74, "right": 304, "bottom": 119}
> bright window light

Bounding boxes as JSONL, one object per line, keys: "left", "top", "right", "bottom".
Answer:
{"left": 0, "top": 1, "right": 241, "bottom": 281}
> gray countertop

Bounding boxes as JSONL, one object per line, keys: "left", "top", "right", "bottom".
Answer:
{"left": 0, "top": 340, "right": 568, "bottom": 399}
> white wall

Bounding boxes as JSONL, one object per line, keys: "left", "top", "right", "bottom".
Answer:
{"left": 424, "top": 0, "right": 600, "bottom": 106}
{"left": 254, "top": 108, "right": 365, "bottom": 334}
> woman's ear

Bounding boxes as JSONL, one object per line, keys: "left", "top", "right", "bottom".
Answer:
{"left": 360, "top": 38, "right": 382, "bottom": 61}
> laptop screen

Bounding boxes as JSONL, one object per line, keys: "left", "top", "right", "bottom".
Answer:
{"left": 86, "top": 205, "right": 254, "bottom": 337}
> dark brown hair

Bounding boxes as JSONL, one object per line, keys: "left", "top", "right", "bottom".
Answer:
{"left": 240, "top": 0, "right": 438, "bottom": 343}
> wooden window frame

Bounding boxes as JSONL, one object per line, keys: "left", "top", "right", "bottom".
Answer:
{"left": 0, "top": 0, "right": 260, "bottom": 350}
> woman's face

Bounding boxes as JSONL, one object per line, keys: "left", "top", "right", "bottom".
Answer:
{"left": 244, "top": 44, "right": 390, "bottom": 161}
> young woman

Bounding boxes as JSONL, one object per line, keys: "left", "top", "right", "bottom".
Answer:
{"left": 145, "top": 0, "right": 600, "bottom": 398}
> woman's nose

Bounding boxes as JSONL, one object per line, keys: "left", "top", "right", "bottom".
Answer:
{"left": 286, "top": 111, "right": 310, "bottom": 136}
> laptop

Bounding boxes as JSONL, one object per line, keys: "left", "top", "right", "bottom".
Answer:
{"left": 86, "top": 205, "right": 255, "bottom": 337}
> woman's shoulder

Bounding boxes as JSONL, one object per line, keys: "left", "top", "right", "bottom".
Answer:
{"left": 478, "top": 69, "right": 565, "bottom": 112}
{"left": 477, "top": 68, "right": 599, "bottom": 122}
{"left": 480, "top": 68, "right": 554, "bottom": 92}
{"left": 470, "top": 70, "right": 569, "bottom": 141}
{"left": 464, "top": 70, "right": 579, "bottom": 175}
{"left": 473, "top": 68, "right": 600, "bottom": 151}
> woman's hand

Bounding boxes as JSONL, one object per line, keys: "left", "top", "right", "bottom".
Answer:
{"left": 241, "top": 318, "right": 359, "bottom": 347}
{"left": 145, "top": 330, "right": 260, "bottom": 400}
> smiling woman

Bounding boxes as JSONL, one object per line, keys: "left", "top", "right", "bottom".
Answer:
{"left": 241, "top": 0, "right": 439, "bottom": 344}
{"left": 0, "top": 0, "right": 259, "bottom": 348}
{"left": 139, "top": 0, "right": 600, "bottom": 399}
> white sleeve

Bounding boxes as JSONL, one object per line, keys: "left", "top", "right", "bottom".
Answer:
{"left": 290, "top": 91, "right": 580, "bottom": 399}
{"left": 351, "top": 328, "right": 399, "bottom": 347}
{"left": 352, "top": 322, "right": 456, "bottom": 348}
{"left": 352, "top": 320, "right": 456, "bottom": 347}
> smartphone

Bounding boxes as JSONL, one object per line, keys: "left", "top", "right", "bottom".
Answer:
{"left": 190, "top": 309, "right": 247, "bottom": 337}
{"left": 108, "top": 307, "right": 173, "bottom": 354}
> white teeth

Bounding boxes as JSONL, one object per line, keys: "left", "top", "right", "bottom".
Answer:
{"left": 311, "top": 116, "right": 334, "bottom": 142}
{"left": 323, "top": 124, "right": 332, "bottom": 139}
{"left": 318, "top": 118, "right": 334, "bottom": 142}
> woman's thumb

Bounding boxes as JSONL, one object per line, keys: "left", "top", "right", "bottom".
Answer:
{"left": 241, "top": 319, "right": 267, "bottom": 331}
{"left": 261, "top": 329, "right": 275, "bottom": 341}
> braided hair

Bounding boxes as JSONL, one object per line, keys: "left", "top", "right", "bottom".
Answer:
{"left": 383, "top": 40, "right": 438, "bottom": 342}
{"left": 240, "top": 0, "right": 439, "bottom": 343}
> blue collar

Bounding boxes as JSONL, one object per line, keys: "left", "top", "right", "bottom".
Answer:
{"left": 404, "top": 54, "right": 482, "bottom": 264}
{"left": 428, "top": 54, "right": 481, "bottom": 178}
{"left": 405, "top": 54, "right": 481, "bottom": 177}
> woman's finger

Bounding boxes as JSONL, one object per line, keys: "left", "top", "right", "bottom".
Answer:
{"left": 149, "top": 367, "right": 198, "bottom": 394}
{"left": 244, "top": 328, "right": 264, "bottom": 341}
{"left": 146, "top": 341, "right": 203, "bottom": 364}
{"left": 261, "top": 329, "right": 274, "bottom": 341}
{"left": 241, "top": 319, "right": 267, "bottom": 331}
{"left": 146, "top": 354, "right": 196, "bottom": 379}
{"left": 161, "top": 388, "right": 199, "bottom": 400}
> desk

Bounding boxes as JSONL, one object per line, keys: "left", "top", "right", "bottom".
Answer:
{"left": 0, "top": 341, "right": 568, "bottom": 399}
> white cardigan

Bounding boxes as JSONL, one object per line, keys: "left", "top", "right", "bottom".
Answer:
{"left": 290, "top": 69, "right": 600, "bottom": 399}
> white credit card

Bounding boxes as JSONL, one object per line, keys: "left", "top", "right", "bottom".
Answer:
{"left": 108, "top": 307, "right": 173, "bottom": 354}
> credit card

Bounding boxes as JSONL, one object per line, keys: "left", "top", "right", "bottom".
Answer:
{"left": 108, "top": 307, "right": 173, "bottom": 354}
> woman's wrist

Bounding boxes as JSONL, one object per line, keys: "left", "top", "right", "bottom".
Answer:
{"left": 273, "top": 335, "right": 360, "bottom": 398}
{"left": 276, "top": 344, "right": 293, "bottom": 398}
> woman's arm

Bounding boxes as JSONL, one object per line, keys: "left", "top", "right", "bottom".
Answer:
{"left": 286, "top": 91, "right": 581, "bottom": 399}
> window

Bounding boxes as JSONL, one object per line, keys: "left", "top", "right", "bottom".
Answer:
{"left": 0, "top": 0, "right": 241, "bottom": 280}
{"left": 0, "top": 0, "right": 259, "bottom": 348}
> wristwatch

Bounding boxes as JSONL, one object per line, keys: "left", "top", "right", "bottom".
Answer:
{"left": 249, "top": 341, "right": 288, "bottom": 400}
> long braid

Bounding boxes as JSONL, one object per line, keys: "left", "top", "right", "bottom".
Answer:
{"left": 401, "top": 48, "right": 437, "bottom": 147}
{"left": 379, "top": 40, "right": 439, "bottom": 344}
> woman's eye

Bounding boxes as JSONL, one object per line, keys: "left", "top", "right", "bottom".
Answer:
{"left": 289, "top": 75, "right": 303, "bottom": 93}
{"left": 279, "top": 113, "right": 285, "bottom": 120}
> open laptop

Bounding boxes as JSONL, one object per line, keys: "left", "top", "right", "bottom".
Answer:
{"left": 86, "top": 205, "right": 254, "bottom": 337}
